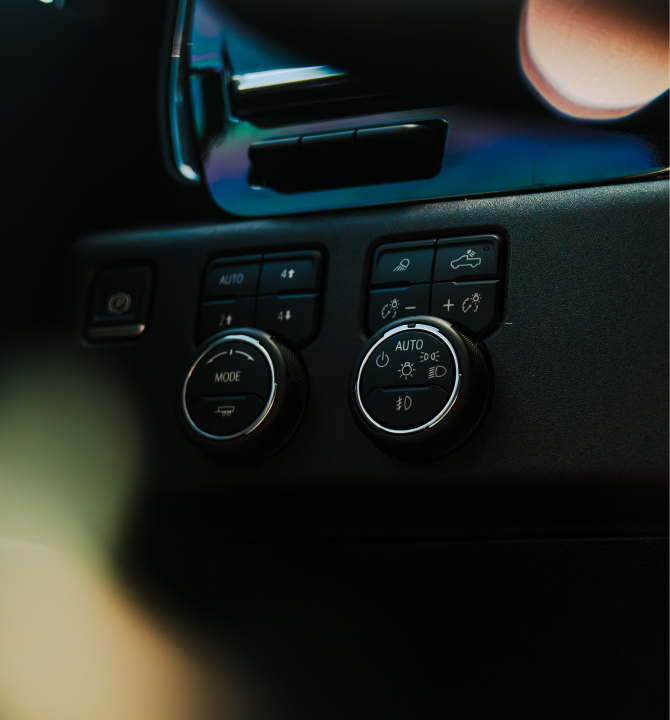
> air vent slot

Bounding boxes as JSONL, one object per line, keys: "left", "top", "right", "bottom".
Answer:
{"left": 248, "top": 121, "right": 447, "bottom": 193}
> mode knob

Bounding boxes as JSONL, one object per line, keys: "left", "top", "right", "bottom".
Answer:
{"left": 182, "top": 329, "right": 307, "bottom": 464}
{"left": 350, "top": 316, "right": 491, "bottom": 461}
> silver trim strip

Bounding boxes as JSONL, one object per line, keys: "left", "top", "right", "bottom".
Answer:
{"left": 87, "top": 324, "right": 146, "bottom": 339}
{"left": 355, "top": 323, "right": 462, "bottom": 435}
{"left": 169, "top": 0, "right": 200, "bottom": 182}
{"left": 182, "top": 334, "right": 277, "bottom": 441}
{"left": 232, "top": 66, "right": 346, "bottom": 92}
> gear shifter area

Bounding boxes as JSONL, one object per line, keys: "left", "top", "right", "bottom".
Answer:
{"left": 350, "top": 317, "right": 491, "bottom": 461}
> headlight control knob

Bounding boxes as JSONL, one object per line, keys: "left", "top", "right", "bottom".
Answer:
{"left": 350, "top": 316, "right": 491, "bottom": 461}
{"left": 182, "top": 329, "right": 307, "bottom": 464}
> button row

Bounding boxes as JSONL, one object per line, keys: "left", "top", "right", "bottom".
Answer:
{"left": 370, "top": 234, "right": 501, "bottom": 288}
{"left": 369, "top": 281, "right": 499, "bottom": 335}
{"left": 368, "top": 235, "right": 503, "bottom": 336}
{"left": 198, "top": 251, "right": 323, "bottom": 346}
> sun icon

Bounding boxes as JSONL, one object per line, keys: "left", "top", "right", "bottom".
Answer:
{"left": 398, "top": 361, "right": 415, "bottom": 380}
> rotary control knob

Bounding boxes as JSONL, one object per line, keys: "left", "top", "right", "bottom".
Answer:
{"left": 182, "top": 329, "right": 307, "bottom": 464}
{"left": 350, "top": 316, "right": 491, "bottom": 461}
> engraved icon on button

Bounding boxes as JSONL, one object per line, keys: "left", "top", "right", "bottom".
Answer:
{"left": 450, "top": 250, "right": 482, "bottom": 270}
{"left": 107, "top": 292, "right": 132, "bottom": 315}
{"left": 393, "top": 258, "right": 410, "bottom": 272}
{"left": 376, "top": 351, "right": 390, "bottom": 367}
{"left": 428, "top": 365, "right": 447, "bottom": 379}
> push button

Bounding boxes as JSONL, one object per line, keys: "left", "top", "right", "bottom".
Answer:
{"left": 258, "top": 251, "right": 322, "bottom": 295}
{"left": 187, "top": 395, "right": 266, "bottom": 437}
{"left": 434, "top": 235, "right": 501, "bottom": 282}
{"left": 185, "top": 342, "right": 271, "bottom": 404}
{"left": 203, "top": 257, "right": 261, "bottom": 300}
{"left": 431, "top": 280, "right": 500, "bottom": 335}
{"left": 364, "top": 385, "right": 449, "bottom": 430}
{"left": 197, "top": 297, "right": 256, "bottom": 344}
{"left": 368, "top": 285, "right": 430, "bottom": 334}
{"left": 256, "top": 294, "right": 318, "bottom": 345}
{"left": 370, "top": 241, "right": 435, "bottom": 287}
{"left": 89, "top": 266, "right": 152, "bottom": 326}
{"left": 360, "top": 331, "right": 456, "bottom": 397}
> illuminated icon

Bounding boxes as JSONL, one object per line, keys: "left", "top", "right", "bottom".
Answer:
{"left": 450, "top": 249, "right": 482, "bottom": 270}
{"left": 393, "top": 258, "right": 411, "bottom": 272}
{"left": 219, "top": 314, "right": 234, "bottom": 327}
{"left": 462, "top": 293, "right": 482, "bottom": 314}
{"left": 398, "top": 361, "right": 415, "bottom": 380}
{"left": 381, "top": 298, "right": 400, "bottom": 320}
{"left": 277, "top": 309, "right": 292, "bottom": 321}
{"left": 215, "top": 406, "right": 235, "bottom": 417}
{"left": 281, "top": 268, "right": 296, "bottom": 279}
{"left": 396, "top": 395, "right": 412, "bottom": 411}
{"left": 428, "top": 365, "right": 447, "bottom": 379}
{"left": 443, "top": 299, "right": 454, "bottom": 311}
{"left": 420, "top": 351, "right": 441, "bottom": 362}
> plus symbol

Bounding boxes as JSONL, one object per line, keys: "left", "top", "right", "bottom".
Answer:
{"left": 443, "top": 299, "right": 454, "bottom": 311}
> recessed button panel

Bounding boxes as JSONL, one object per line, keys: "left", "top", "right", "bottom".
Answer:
{"left": 370, "top": 241, "right": 435, "bottom": 287}
{"left": 367, "top": 235, "right": 504, "bottom": 336}
{"left": 360, "top": 331, "right": 456, "bottom": 397}
{"left": 258, "top": 251, "right": 322, "bottom": 295}
{"left": 256, "top": 294, "right": 319, "bottom": 345}
{"left": 203, "top": 257, "right": 261, "bottom": 300}
{"left": 197, "top": 250, "right": 323, "bottom": 347}
{"left": 364, "top": 385, "right": 450, "bottom": 430}
{"left": 186, "top": 394, "right": 265, "bottom": 437}
{"left": 197, "top": 297, "right": 256, "bottom": 344}
{"left": 431, "top": 280, "right": 500, "bottom": 334}
{"left": 434, "top": 235, "right": 500, "bottom": 281}
{"left": 185, "top": 342, "right": 270, "bottom": 404}
{"left": 368, "top": 285, "right": 430, "bottom": 334}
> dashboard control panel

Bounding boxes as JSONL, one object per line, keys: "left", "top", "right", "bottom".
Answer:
{"left": 367, "top": 235, "right": 504, "bottom": 336}
{"left": 199, "top": 251, "right": 323, "bottom": 346}
{"left": 79, "top": 233, "right": 505, "bottom": 466}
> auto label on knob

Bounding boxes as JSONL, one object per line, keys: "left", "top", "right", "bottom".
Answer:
{"left": 360, "top": 330, "right": 457, "bottom": 398}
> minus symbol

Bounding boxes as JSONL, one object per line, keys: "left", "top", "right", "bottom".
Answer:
{"left": 405, "top": 306, "right": 416, "bottom": 310}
